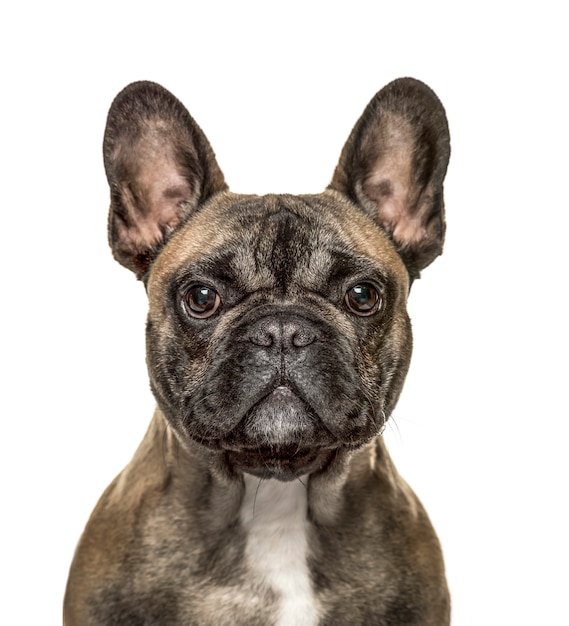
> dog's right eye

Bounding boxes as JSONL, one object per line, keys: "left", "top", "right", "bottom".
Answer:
{"left": 181, "top": 286, "right": 221, "bottom": 319}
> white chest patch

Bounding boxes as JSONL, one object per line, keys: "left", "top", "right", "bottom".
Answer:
{"left": 240, "top": 475, "right": 321, "bottom": 626}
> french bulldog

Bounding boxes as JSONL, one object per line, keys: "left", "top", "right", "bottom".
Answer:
{"left": 64, "top": 77, "right": 451, "bottom": 626}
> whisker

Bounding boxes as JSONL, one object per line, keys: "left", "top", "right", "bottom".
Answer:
{"left": 252, "top": 476, "right": 264, "bottom": 518}
{"left": 387, "top": 413, "right": 402, "bottom": 442}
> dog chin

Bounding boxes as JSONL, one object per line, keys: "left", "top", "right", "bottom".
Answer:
{"left": 225, "top": 445, "right": 336, "bottom": 481}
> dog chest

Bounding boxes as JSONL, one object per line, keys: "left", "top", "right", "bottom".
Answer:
{"left": 240, "top": 474, "right": 321, "bottom": 626}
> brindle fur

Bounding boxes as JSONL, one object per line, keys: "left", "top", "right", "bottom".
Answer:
{"left": 64, "top": 78, "right": 451, "bottom": 625}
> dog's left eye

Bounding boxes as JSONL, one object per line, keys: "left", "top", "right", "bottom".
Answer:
{"left": 182, "top": 286, "right": 221, "bottom": 319}
{"left": 345, "top": 283, "right": 382, "bottom": 316}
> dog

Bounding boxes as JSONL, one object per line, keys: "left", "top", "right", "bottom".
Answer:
{"left": 64, "top": 77, "right": 451, "bottom": 625}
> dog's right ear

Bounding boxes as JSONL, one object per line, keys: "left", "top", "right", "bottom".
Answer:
{"left": 103, "top": 81, "right": 227, "bottom": 279}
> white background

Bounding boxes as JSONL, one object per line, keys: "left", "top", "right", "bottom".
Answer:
{"left": 1, "top": 2, "right": 567, "bottom": 624}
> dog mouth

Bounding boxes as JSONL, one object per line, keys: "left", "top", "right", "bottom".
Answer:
{"left": 223, "top": 444, "right": 337, "bottom": 481}
{"left": 182, "top": 385, "right": 369, "bottom": 479}
{"left": 221, "top": 386, "right": 339, "bottom": 479}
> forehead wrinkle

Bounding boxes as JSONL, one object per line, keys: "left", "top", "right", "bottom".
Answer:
{"left": 234, "top": 198, "right": 315, "bottom": 294}
{"left": 316, "top": 190, "right": 410, "bottom": 293}
{"left": 230, "top": 226, "right": 276, "bottom": 290}
{"left": 148, "top": 190, "right": 409, "bottom": 308}
{"left": 145, "top": 193, "right": 244, "bottom": 288}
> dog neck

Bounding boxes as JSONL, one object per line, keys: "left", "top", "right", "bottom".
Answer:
{"left": 240, "top": 474, "right": 321, "bottom": 626}
{"left": 127, "top": 409, "right": 397, "bottom": 529}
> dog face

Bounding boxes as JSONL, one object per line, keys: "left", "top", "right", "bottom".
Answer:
{"left": 103, "top": 79, "right": 450, "bottom": 481}
{"left": 144, "top": 191, "right": 412, "bottom": 480}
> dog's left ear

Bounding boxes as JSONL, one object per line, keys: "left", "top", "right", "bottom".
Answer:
{"left": 330, "top": 78, "right": 450, "bottom": 278}
{"left": 103, "top": 81, "right": 228, "bottom": 279}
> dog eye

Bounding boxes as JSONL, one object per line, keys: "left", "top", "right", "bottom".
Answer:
{"left": 182, "top": 286, "right": 221, "bottom": 319}
{"left": 345, "top": 283, "right": 382, "bottom": 316}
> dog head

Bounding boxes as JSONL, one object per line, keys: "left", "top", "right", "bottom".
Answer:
{"left": 103, "top": 79, "right": 450, "bottom": 480}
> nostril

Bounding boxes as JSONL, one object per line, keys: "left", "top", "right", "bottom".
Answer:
{"left": 251, "top": 333, "right": 273, "bottom": 347}
{"left": 249, "top": 317, "right": 316, "bottom": 349}
{"left": 291, "top": 327, "right": 315, "bottom": 348}
{"left": 250, "top": 320, "right": 279, "bottom": 347}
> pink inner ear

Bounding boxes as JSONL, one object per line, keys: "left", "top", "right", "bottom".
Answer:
{"left": 118, "top": 153, "right": 195, "bottom": 252}
{"left": 110, "top": 114, "right": 198, "bottom": 251}
{"left": 360, "top": 115, "right": 431, "bottom": 249}
{"left": 363, "top": 173, "right": 434, "bottom": 249}
{"left": 391, "top": 209, "right": 430, "bottom": 246}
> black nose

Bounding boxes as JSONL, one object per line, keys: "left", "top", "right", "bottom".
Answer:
{"left": 249, "top": 317, "right": 316, "bottom": 349}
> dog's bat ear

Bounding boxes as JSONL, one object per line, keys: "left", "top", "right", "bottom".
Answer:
{"left": 103, "top": 81, "right": 228, "bottom": 278}
{"left": 329, "top": 78, "right": 450, "bottom": 279}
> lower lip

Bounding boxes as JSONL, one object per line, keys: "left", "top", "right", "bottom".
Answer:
{"left": 225, "top": 445, "right": 331, "bottom": 479}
